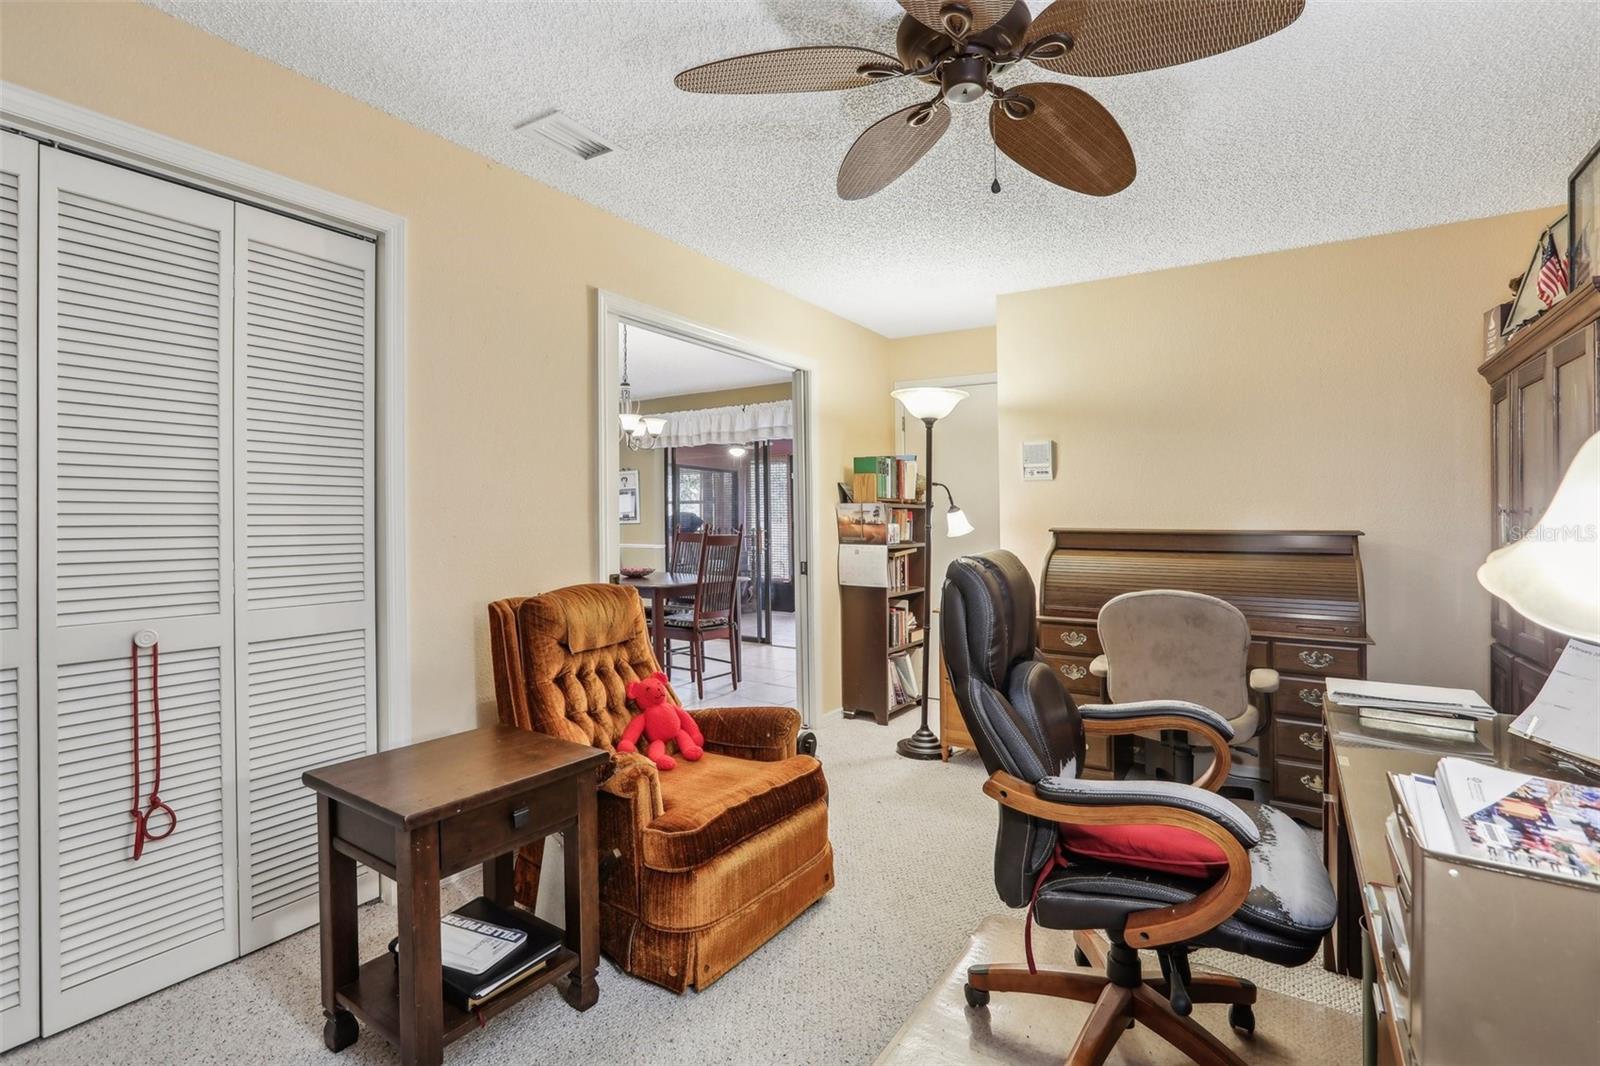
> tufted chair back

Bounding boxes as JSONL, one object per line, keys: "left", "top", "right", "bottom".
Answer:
{"left": 488, "top": 584, "right": 665, "bottom": 751}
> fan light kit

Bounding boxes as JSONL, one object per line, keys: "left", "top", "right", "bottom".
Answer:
{"left": 676, "top": 0, "right": 1304, "bottom": 200}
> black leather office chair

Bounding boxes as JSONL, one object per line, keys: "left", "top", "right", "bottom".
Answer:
{"left": 941, "top": 551, "right": 1337, "bottom": 1066}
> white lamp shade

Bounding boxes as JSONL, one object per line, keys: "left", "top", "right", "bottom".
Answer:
{"left": 892, "top": 386, "right": 968, "bottom": 422}
{"left": 619, "top": 412, "right": 644, "bottom": 434}
{"left": 945, "top": 506, "right": 974, "bottom": 538}
{"left": 642, "top": 416, "right": 668, "bottom": 435}
{"left": 1477, "top": 431, "right": 1600, "bottom": 642}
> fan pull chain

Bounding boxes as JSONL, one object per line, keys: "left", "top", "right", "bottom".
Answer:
{"left": 991, "top": 141, "right": 1001, "bottom": 195}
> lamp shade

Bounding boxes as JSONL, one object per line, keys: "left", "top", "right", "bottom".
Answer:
{"left": 1477, "top": 431, "right": 1600, "bottom": 643}
{"left": 619, "top": 412, "right": 644, "bottom": 434}
{"left": 945, "top": 506, "right": 974, "bottom": 538}
{"left": 892, "top": 386, "right": 968, "bottom": 422}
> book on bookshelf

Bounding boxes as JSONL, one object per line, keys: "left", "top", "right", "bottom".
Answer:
{"left": 852, "top": 455, "right": 921, "bottom": 502}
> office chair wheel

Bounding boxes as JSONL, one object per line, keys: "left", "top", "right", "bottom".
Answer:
{"left": 964, "top": 982, "right": 990, "bottom": 1009}
{"left": 1074, "top": 947, "right": 1090, "bottom": 967}
{"left": 798, "top": 731, "right": 817, "bottom": 756}
{"left": 324, "top": 1008, "right": 359, "bottom": 1052}
{"left": 1229, "top": 1004, "right": 1255, "bottom": 1035}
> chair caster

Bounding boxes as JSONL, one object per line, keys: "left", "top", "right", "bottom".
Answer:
{"left": 324, "top": 1008, "right": 359, "bottom": 1052}
{"left": 798, "top": 731, "right": 817, "bottom": 756}
{"left": 964, "top": 982, "right": 990, "bottom": 1009}
{"left": 1229, "top": 1003, "right": 1256, "bottom": 1035}
{"left": 1074, "top": 947, "right": 1090, "bottom": 967}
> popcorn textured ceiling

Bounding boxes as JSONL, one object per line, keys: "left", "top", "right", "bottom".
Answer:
{"left": 147, "top": 1, "right": 1600, "bottom": 338}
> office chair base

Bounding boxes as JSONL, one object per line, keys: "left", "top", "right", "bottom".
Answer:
{"left": 965, "top": 945, "right": 1258, "bottom": 1066}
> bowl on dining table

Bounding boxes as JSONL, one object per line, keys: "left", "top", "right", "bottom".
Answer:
{"left": 620, "top": 566, "right": 655, "bottom": 579}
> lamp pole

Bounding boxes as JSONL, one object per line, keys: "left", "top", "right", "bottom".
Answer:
{"left": 897, "top": 413, "right": 945, "bottom": 760}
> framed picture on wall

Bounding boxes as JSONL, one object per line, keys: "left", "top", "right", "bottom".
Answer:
{"left": 619, "top": 468, "right": 640, "bottom": 524}
{"left": 1570, "top": 138, "right": 1599, "bottom": 289}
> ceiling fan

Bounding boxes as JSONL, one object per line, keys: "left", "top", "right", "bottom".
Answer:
{"left": 674, "top": 0, "right": 1304, "bottom": 201}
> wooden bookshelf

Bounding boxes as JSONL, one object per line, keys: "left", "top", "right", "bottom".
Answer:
{"left": 841, "top": 500, "right": 929, "bottom": 725}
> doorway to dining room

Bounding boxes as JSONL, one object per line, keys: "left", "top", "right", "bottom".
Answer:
{"left": 600, "top": 302, "right": 810, "bottom": 718}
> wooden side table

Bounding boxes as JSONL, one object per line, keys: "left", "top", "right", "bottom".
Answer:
{"left": 304, "top": 724, "right": 607, "bottom": 1066}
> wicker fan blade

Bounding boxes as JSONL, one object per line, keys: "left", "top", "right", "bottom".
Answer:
{"left": 1024, "top": 0, "right": 1304, "bottom": 77}
{"left": 897, "top": 0, "right": 1016, "bottom": 38}
{"left": 674, "top": 46, "right": 903, "bottom": 94}
{"left": 837, "top": 102, "right": 951, "bottom": 201}
{"left": 990, "top": 83, "right": 1134, "bottom": 196}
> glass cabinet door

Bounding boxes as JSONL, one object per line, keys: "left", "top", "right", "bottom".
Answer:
{"left": 1549, "top": 325, "right": 1596, "bottom": 661}
{"left": 1510, "top": 354, "right": 1552, "bottom": 661}
{"left": 1490, "top": 377, "right": 1513, "bottom": 647}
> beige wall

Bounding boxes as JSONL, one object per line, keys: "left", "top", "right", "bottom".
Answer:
{"left": 618, "top": 382, "right": 792, "bottom": 567}
{"left": 1, "top": 2, "right": 893, "bottom": 732}
{"left": 887, "top": 326, "right": 996, "bottom": 383}
{"left": 997, "top": 208, "right": 1559, "bottom": 692}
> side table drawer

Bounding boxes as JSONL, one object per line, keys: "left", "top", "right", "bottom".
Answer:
{"left": 438, "top": 779, "right": 577, "bottom": 873}
{"left": 1272, "top": 717, "right": 1325, "bottom": 763}
{"left": 1039, "top": 621, "right": 1101, "bottom": 656}
{"left": 1272, "top": 641, "right": 1360, "bottom": 677}
{"left": 1272, "top": 756, "right": 1325, "bottom": 808}
{"left": 1039, "top": 651, "right": 1101, "bottom": 696}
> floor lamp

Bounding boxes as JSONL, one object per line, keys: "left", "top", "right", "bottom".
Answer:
{"left": 891, "top": 386, "right": 970, "bottom": 761}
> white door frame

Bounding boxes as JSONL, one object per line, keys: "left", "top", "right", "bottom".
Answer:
{"left": 594, "top": 291, "right": 821, "bottom": 727}
{"left": 1, "top": 83, "right": 412, "bottom": 749}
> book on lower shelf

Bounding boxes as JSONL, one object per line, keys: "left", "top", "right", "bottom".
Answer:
{"left": 889, "top": 651, "right": 921, "bottom": 706}
{"left": 389, "top": 896, "right": 565, "bottom": 1012}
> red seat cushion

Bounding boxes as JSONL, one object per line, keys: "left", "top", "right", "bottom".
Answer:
{"left": 1058, "top": 822, "right": 1228, "bottom": 879}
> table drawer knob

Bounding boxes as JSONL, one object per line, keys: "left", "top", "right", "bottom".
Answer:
{"left": 1299, "top": 772, "right": 1324, "bottom": 793}
{"left": 1059, "top": 630, "right": 1088, "bottom": 648}
{"left": 1298, "top": 650, "right": 1335, "bottom": 669}
{"left": 1298, "top": 730, "right": 1324, "bottom": 753}
{"left": 1062, "top": 664, "right": 1087, "bottom": 681}
{"left": 511, "top": 805, "right": 530, "bottom": 829}
{"left": 1298, "top": 687, "right": 1325, "bottom": 708}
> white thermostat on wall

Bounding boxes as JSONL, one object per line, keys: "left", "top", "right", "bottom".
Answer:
{"left": 1021, "top": 440, "right": 1055, "bottom": 481}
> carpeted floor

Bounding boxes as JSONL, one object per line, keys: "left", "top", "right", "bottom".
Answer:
{"left": 11, "top": 713, "right": 1358, "bottom": 1065}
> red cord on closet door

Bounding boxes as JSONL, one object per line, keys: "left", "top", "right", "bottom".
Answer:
{"left": 128, "top": 632, "right": 177, "bottom": 860}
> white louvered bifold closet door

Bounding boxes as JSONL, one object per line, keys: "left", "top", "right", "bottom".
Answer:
{"left": 233, "top": 205, "right": 376, "bottom": 952}
{"left": 37, "top": 149, "right": 238, "bottom": 1035}
{"left": 0, "top": 131, "right": 40, "bottom": 1054}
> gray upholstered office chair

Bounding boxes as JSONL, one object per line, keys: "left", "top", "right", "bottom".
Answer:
{"left": 942, "top": 552, "right": 1336, "bottom": 1066}
{"left": 1090, "top": 590, "right": 1279, "bottom": 792}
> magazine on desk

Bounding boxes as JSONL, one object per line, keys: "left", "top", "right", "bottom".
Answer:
{"left": 1394, "top": 758, "right": 1600, "bottom": 885}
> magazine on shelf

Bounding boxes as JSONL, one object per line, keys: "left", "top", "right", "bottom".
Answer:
{"left": 388, "top": 897, "right": 565, "bottom": 1012}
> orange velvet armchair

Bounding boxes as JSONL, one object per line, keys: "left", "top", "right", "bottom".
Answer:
{"left": 488, "top": 584, "right": 834, "bottom": 992}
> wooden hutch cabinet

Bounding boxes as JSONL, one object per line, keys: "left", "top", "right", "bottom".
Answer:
{"left": 1479, "top": 278, "right": 1599, "bottom": 713}
{"left": 1036, "top": 529, "right": 1370, "bottom": 828}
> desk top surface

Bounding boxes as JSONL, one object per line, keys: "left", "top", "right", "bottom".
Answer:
{"left": 303, "top": 724, "right": 606, "bottom": 829}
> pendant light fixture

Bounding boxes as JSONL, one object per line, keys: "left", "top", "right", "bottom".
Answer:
{"left": 619, "top": 323, "right": 667, "bottom": 451}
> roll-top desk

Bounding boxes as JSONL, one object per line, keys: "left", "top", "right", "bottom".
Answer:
{"left": 1037, "top": 529, "right": 1371, "bottom": 828}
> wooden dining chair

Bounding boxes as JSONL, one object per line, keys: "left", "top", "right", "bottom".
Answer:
{"left": 665, "top": 528, "right": 743, "bottom": 699}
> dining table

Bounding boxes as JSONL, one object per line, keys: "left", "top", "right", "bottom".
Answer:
{"left": 614, "top": 571, "right": 747, "bottom": 673}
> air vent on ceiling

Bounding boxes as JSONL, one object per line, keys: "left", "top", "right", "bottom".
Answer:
{"left": 517, "top": 110, "right": 614, "bottom": 161}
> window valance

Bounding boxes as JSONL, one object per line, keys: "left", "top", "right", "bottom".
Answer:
{"left": 655, "top": 400, "right": 792, "bottom": 448}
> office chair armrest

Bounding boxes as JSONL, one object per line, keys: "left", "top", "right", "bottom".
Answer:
{"left": 1075, "top": 701, "right": 1235, "bottom": 791}
{"left": 1089, "top": 654, "right": 1109, "bottom": 678}
{"left": 983, "top": 770, "right": 1254, "bottom": 949}
{"left": 689, "top": 705, "right": 799, "bottom": 761}
{"left": 1248, "top": 668, "right": 1280, "bottom": 694}
{"left": 600, "top": 750, "right": 665, "bottom": 824}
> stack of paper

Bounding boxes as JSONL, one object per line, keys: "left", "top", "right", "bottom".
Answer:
{"left": 1327, "top": 679, "right": 1495, "bottom": 720}
{"left": 1510, "top": 640, "right": 1600, "bottom": 766}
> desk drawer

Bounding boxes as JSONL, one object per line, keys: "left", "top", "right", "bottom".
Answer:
{"left": 1039, "top": 651, "right": 1101, "bottom": 696}
{"left": 1084, "top": 734, "right": 1113, "bottom": 773}
{"left": 1273, "top": 675, "right": 1328, "bottom": 719}
{"left": 1272, "top": 641, "right": 1359, "bottom": 678}
{"left": 1272, "top": 756, "right": 1325, "bottom": 807}
{"left": 438, "top": 779, "right": 576, "bottom": 874}
{"left": 1040, "top": 621, "right": 1101, "bottom": 656}
{"left": 1272, "top": 718, "right": 1325, "bottom": 763}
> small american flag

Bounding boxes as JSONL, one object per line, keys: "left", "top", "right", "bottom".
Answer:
{"left": 1536, "top": 230, "right": 1569, "bottom": 308}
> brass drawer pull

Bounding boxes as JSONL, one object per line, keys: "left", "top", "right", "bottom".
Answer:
{"left": 1062, "top": 664, "right": 1087, "bottom": 681}
{"left": 1059, "top": 630, "right": 1088, "bottom": 648}
{"left": 1298, "top": 687, "right": 1325, "bottom": 708}
{"left": 1299, "top": 772, "right": 1324, "bottom": 793}
{"left": 1298, "top": 650, "right": 1335, "bottom": 669}
{"left": 1298, "top": 730, "right": 1324, "bottom": 753}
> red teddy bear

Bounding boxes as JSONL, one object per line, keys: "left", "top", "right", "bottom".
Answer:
{"left": 618, "top": 671, "right": 704, "bottom": 771}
